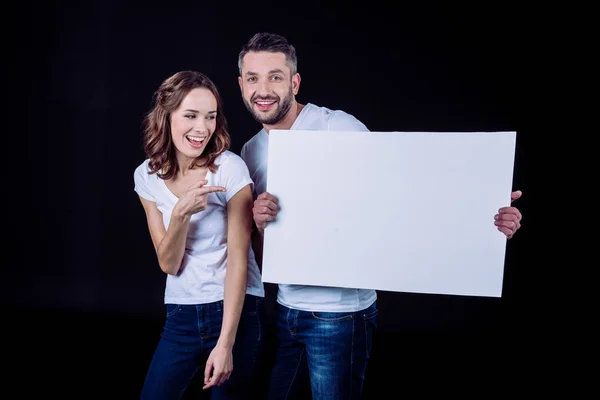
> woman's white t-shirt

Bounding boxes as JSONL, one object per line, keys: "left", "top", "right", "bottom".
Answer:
{"left": 134, "top": 150, "right": 265, "bottom": 304}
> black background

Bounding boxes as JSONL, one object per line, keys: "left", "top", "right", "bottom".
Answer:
{"left": 5, "top": 0, "right": 540, "bottom": 398}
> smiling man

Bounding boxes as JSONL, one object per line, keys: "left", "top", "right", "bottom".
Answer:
{"left": 237, "top": 32, "right": 523, "bottom": 400}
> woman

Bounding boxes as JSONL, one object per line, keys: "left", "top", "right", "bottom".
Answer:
{"left": 133, "top": 70, "right": 265, "bottom": 399}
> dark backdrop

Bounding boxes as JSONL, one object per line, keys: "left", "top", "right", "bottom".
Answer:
{"left": 5, "top": 0, "right": 537, "bottom": 398}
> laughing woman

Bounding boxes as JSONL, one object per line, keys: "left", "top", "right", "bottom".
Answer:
{"left": 133, "top": 71, "right": 264, "bottom": 400}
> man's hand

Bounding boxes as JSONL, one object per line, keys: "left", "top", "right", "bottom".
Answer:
{"left": 253, "top": 192, "right": 279, "bottom": 232}
{"left": 494, "top": 190, "right": 523, "bottom": 239}
{"left": 203, "top": 344, "right": 233, "bottom": 390}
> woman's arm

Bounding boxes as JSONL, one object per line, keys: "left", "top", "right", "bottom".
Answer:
{"left": 138, "top": 180, "right": 226, "bottom": 275}
{"left": 202, "top": 184, "right": 254, "bottom": 389}
{"left": 220, "top": 183, "right": 253, "bottom": 346}
{"left": 138, "top": 196, "right": 190, "bottom": 275}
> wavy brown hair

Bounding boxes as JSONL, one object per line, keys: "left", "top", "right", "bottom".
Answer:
{"left": 143, "top": 71, "right": 231, "bottom": 180}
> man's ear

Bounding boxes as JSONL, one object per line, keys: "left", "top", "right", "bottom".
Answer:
{"left": 292, "top": 73, "right": 301, "bottom": 95}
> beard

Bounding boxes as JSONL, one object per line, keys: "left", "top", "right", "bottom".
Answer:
{"left": 243, "top": 86, "right": 294, "bottom": 125}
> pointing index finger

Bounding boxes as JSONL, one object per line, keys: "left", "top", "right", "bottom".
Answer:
{"left": 198, "top": 186, "right": 226, "bottom": 194}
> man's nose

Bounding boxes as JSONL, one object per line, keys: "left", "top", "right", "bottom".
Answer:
{"left": 256, "top": 80, "right": 271, "bottom": 97}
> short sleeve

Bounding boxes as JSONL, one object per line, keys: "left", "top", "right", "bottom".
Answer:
{"left": 133, "top": 161, "right": 156, "bottom": 202}
{"left": 217, "top": 153, "right": 254, "bottom": 202}
{"left": 328, "top": 111, "right": 369, "bottom": 132}
{"left": 240, "top": 142, "right": 248, "bottom": 163}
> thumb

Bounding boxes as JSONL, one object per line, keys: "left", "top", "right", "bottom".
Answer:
{"left": 191, "top": 179, "right": 208, "bottom": 189}
{"left": 511, "top": 190, "right": 522, "bottom": 202}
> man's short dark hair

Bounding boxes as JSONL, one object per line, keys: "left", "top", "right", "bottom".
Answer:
{"left": 238, "top": 32, "right": 298, "bottom": 76}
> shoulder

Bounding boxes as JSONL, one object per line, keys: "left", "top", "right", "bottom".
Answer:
{"left": 216, "top": 150, "right": 242, "bottom": 165}
{"left": 215, "top": 151, "right": 249, "bottom": 174}
{"left": 241, "top": 130, "right": 266, "bottom": 159}
{"left": 133, "top": 159, "right": 152, "bottom": 180}
{"left": 214, "top": 151, "right": 253, "bottom": 201}
{"left": 306, "top": 103, "right": 368, "bottom": 132}
{"left": 328, "top": 109, "right": 368, "bottom": 132}
{"left": 133, "top": 159, "right": 159, "bottom": 201}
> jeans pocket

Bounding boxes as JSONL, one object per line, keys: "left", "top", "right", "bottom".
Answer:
{"left": 238, "top": 298, "right": 263, "bottom": 343}
{"left": 363, "top": 306, "right": 378, "bottom": 333}
{"left": 166, "top": 304, "right": 182, "bottom": 317}
{"left": 311, "top": 312, "right": 353, "bottom": 322}
{"left": 242, "top": 294, "right": 263, "bottom": 316}
{"left": 363, "top": 307, "right": 378, "bottom": 321}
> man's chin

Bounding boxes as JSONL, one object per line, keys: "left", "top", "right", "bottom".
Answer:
{"left": 252, "top": 111, "right": 282, "bottom": 125}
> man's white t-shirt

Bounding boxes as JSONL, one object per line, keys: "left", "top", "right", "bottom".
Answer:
{"left": 241, "top": 103, "right": 377, "bottom": 312}
{"left": 134, "top": 150, "right": 265, "bottom": 305}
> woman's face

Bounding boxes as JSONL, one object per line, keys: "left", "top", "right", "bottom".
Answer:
{"left": 170, "top": 87, "right": 217, "bottom": 163}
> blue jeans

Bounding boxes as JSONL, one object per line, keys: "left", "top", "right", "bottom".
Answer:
{"left": 267, "top": 302, "right": 378, "bottom": 400}
{"left": 140, "top": 294, "right": 264, "bottom": 400}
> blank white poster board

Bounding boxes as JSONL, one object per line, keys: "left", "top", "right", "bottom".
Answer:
{"left": 262, "top": 130, "right": 516, "bottom": 298}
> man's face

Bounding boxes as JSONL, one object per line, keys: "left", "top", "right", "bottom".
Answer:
{"left": 238, "top": 51, "right": 300, "bottom": 125}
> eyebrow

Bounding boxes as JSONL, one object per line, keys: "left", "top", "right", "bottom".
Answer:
{"left": 244, "top": 69, "right": 285, "bottom": 77}
{"left": 183, "top": 109, "right": 217, "bottom": 114}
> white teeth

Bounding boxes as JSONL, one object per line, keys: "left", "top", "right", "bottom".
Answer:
{"left": 187, "top": 136, "right": 205, "bottom": 142}
{"left": 257, "top": 101, "right": 275, "bottom": 105}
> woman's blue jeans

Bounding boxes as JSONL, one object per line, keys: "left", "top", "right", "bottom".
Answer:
{"left": 140, "top": 294, "right": 264, "bottom": 400}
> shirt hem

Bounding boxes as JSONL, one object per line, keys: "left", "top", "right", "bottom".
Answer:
{"left": 276, "top": 295, "right": 377, "bottom": 313}
{"left": 165, "top": 287, "right": 265, "bottom": 304}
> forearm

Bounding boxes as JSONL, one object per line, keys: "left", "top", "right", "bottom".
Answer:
{"left": 217, "top": 253, "right": 248, "bottom": 348}
{"left": 157, "top": 210, "right": 191, "bottom": 275}
{"left": 218, "top": 184, "right": 253, "bottom": 348}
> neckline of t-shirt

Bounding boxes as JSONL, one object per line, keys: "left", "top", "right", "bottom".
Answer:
{"left": 159, "top": 168, "right": 213, "bottom": 201}
{"left": 261, "top": 103, "right": 314, "bottom": 136}
{"left": 290, "top": 103, "right": 313, "bottom": 130}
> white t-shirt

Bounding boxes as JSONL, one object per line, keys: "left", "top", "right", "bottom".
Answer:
{"left": 241, "top": 103, "right": 377, "bottom": 312}
{"left": 134, "top": 150, "right": 265, "bottom": 305}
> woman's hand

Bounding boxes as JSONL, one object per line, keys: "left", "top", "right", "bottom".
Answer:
{"left": 174, "top": 179, "right": 225, "bottom": 217}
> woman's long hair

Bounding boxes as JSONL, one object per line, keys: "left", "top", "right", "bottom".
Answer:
{"left": 142, "top": 71, "right": 231, "bottom": 179}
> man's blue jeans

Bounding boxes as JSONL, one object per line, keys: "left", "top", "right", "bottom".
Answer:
{"left": 267, "top": 301, "right": 378, "bottom": 399}
{"left": 140, "top": 294, "right": 264, "bottom": 400}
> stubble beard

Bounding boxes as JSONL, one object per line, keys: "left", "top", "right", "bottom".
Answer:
{"left": 243, "top": 87, "right": 294, "bottom": 126}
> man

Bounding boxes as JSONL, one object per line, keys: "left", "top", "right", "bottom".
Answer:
{"left": 237, "top": 32, "right": 523, "bottom": 399}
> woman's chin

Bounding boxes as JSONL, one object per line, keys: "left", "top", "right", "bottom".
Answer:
{"left": 175, "top": 148, "right": 205, "bottom": 164}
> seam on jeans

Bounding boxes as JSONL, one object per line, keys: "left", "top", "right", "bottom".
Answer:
{"left": 363, "top": 319, "right": 368, "bottom": 380}
{"left": 256, "top": 296, "right": 262, "bottom": 342}
{"left": 180, "top": 364, "right": 201, "bottom": 398}
{"left": 350, "top": 313, "right": 355, "bottom": 397}
{"left": 361, "top": 313, "right": 374, "bottom": 381}
{"left": 285, "top": 347, "right": 306, "bottom": 400}
{"left": 287, "top": 307, "right": 296, "bottom": 337}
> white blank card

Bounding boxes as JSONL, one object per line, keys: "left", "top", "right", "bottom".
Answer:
{"left": 262, "top": 130, "right": 516, "bottom": 298}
